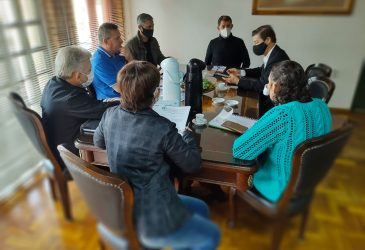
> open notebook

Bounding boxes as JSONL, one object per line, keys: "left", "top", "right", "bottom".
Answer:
{"left": 209, "top": 108, "right": 257, "bottom": 134}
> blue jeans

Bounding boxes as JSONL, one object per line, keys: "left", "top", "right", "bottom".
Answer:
{"left": 140, "top": 195, "right": 220, "bottom": 250}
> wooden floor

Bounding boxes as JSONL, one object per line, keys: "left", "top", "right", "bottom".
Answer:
{"left": 1, "top": 111, "right": 365, "bottom": 250}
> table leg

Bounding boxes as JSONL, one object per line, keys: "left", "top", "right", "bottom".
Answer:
{"left": 228, "top": 186, "right": 237, "bottom": 228}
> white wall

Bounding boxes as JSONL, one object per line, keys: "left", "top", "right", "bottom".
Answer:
{"left": 124, "top": 0, "right": 365, "bottom": 109}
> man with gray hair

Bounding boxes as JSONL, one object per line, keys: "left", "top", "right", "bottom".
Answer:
{"left": 125, "top": 13, "right": 166, "bottom": 66}
{"left": 92, "top": 22, "right": 126, "bottom": 99}
{"left": 41, "top": 45, "right": 116, "bottom": 168}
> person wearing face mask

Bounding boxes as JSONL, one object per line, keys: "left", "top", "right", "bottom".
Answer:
{"left": 224, "top": 25, "right": 289, "bottom": 115}
{"left": 92, "top": 23, "right": 126, "bottom": 100}
{"left": 232, "top": 60, "right": 332, "bottom": 203}
{"left": 41, "top": 46, "right": 117, "bottom": 169}
{"left": 125, "top": 13, "right": 166, "bottom": 66}
{"left": 205, "top": 15, "right": 250, "bottom": 69}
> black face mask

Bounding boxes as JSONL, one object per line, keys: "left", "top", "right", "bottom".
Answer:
{"left": 253, "top": 42, "right": 267, "bottom": 56}
{"left": 142, "top": 28, "right": 154, "bottom": 38}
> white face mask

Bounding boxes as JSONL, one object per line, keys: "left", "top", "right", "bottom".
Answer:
{"left": 263, "top": 84, "right": 270, "bottom": 96}
{"left": 220, "top": 27, "right": 231, "bottom": 38}
{"left": 81, "top": 70, "right": 94, "bottom": 88}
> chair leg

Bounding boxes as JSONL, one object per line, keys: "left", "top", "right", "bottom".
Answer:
{"left": 47, "top": 177, "right": 58, "bottom": 201}
{"left": 99, "top": 238, "right": 106, "bottom": 250}
{"left": 271, "top": 217, "right": 287, "bottom": 250}
{"left": 228, "top": 187, "right": 237, "bottom": 228}
{"left": 57, "top": 178, "right": 73, "bottom": 220}
{"left": 298, "top": 206, "right": 310, "bottom": 240}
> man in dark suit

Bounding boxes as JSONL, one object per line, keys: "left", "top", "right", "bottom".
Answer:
{"left": 224, "top": 25, "right": 289, "bottom": 115}
{"left": 41, "top": 46, "right": 117, "bottom": 169}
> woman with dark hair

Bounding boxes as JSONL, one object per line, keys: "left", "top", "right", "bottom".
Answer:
{"left": 94, "top": 61, "right": 220, "bottom": 249}
{"left": 233, "top": 60, "right": 332, "bottom": 202}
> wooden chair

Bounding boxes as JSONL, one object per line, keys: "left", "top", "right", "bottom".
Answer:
{"left": 236, "top": 123, "right": 353, "bottom": 250}
{"left": 57, "top": 145, "right": 140, "bottom": 250}
{"left": 308, "top": 76, "right": 336, "bottom": 103}
{"left": 8, "top": 92, "right": 73, "bottom": 220}
{"left": 305, "top": 63, "right": 332, "bottom": 78}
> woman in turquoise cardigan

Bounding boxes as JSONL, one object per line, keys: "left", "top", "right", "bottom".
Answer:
{"left": 233, "top": 60, "right": 332, "bottom": 202}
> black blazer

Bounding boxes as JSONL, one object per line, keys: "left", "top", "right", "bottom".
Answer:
{"left": 238, "top": 45, "right": 290, "bottom": 92}
{"left": 41, "top": 76, "right": 113, "bottom": 169}
{"left": 94, "top": 106, "right": 201, "bottom": 238}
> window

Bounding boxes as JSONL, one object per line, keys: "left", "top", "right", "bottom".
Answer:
{"left": 72, "top": 0, "right": 126, "bottom": 52}
{"left": 0, "top": 0, "right": 125, "bottom": 198}
{"left": 0, "top": 0, "right": 50, "bottom": 112}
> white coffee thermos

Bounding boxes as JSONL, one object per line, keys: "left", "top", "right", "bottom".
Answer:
{"left": 161, "top": 57, "right": 182, "bottom": 102}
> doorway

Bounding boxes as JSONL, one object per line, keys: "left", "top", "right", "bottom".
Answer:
{"left": 352, "top": 61, "right": 365, "bottom": 113}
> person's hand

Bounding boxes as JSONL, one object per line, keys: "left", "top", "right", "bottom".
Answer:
{"left": 226, "top": 68, "right": 240, "bottom": 76}
{"left": 120, "top": 46, "right": 133, "bottom": 62}
{"left": 223, "top": 74, "right": 239, "bottom": 85}
{"left": 185, "top": 124, "right": 192, "bottom": 132}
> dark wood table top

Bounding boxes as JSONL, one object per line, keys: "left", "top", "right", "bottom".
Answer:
{"left": 189, "top": 88, "right": 259, "bottom": 167}
{"left": 76, "top": 87, "right": 260, "bottom": 169}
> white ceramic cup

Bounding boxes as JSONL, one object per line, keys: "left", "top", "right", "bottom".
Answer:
{"left": 218, "top": 82, "right": 226, "bottom": 90}
{"left": 195, "top": 113, "right": 205, "bottom": 123}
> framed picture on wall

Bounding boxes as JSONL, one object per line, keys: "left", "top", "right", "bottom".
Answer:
{"left": 252, "top": 0, "right": 355, "bottom": 15}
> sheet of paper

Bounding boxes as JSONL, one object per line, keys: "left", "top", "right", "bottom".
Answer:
{"left": 208, "top": 108, "right": 257, "bottom": 131}
{"left": 211, "top": 66, "right": 226, "bottom": 72}
{"left": 208, "top": 108, "right": 234, "bottom": 131}
{"left": 226, "top": 114, "right": 257, "bottom": 128}
{"left": 153, "top": 105, "right": 191, "bottom": 132}
{"left": 153, "top": 99, "right": 180, "bottom": 107}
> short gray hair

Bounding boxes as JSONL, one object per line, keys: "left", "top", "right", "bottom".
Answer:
{"left": 137, "top": 13, "right": 153, "bottom": 26}
{"left": 98, "top": 22, "right": 118, "bottom": 44}
{"left": 54, "top": 46, "right": 91, "bottom": 79}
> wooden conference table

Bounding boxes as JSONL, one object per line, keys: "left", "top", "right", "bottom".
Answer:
{"left": 75, "top": 87, "right": 260, "bottom": 225}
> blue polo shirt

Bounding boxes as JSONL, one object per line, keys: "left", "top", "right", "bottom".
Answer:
{"left": 91, "top": 47, "right": 126, "bottom": 99}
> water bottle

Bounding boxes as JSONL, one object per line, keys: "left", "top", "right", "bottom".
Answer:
{"left": 161, "top": 58, "right": 182, "bottom": 102}
{"left": 185, "top": 58, "right": 206, "bottom": 117}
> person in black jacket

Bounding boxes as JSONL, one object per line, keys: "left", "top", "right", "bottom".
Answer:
{"left": 125, "top": 13, "right": 166, "bottom": 66}
{"left": 224, "top": 25, "right": 289, "bottom": 115}
{"left": 205, "top": 15, "right": 250, "bottom": 69}
{"left": 41, "top": 46, "right": 116, "bottom": 169}
{"left": 94, "top": 61, "right": 220, "bottom": 249}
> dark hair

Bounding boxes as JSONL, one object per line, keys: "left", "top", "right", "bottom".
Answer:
{"left": 217, "top": 15, "right": 232, "bottom": 25}
{"left": 137, "top": 13, "right": 153, "bottom": 26}
{"left": 117, "top": 61, "right": 160, "bottom": 112}
{"left": 270, "top": 60, "right": 311, "bottom": 104}
{"left": 98, "top": 23, "right": 119, "bottom": 44}
{"left": 252, "top": 25, "right": 276, "bottom": 43}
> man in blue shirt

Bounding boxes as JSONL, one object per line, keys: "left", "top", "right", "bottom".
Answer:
{"left": 92, "top": 23, "right": 126, "bottom": 99}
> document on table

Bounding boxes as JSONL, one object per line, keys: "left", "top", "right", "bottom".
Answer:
{"left": 153, "top": 104, "right": 191, "bottom": 132}
{"left": 209, "top": 108, "right": 257, "bottom": 134}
